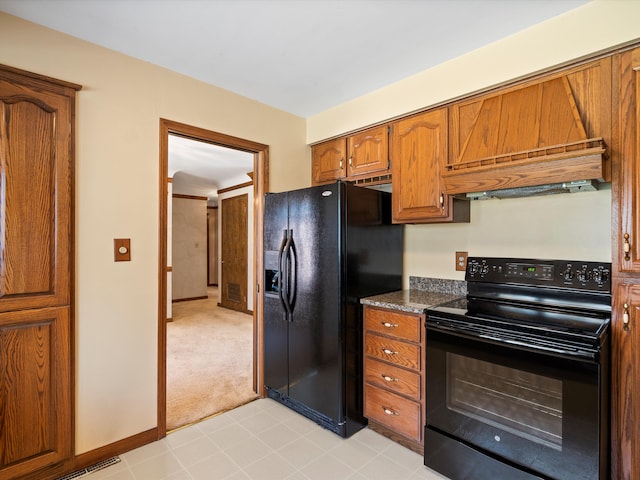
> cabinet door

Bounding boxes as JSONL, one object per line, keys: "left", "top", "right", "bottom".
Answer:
{"left": 0, "top": 307, "right": 72, "bottom": 479}
{"left": 615, "top": 47, "right": 640, "bottom": 273}
{"left": 391, "top": 109, "right": 468, "bottom": 223}
{"left": 612, "top": 281, "right": 640, "bottom": 480}
{"left": 0, "top": 65, "right": 77, "bottom": 479}
{"left": 347, "top": 125, "right": 390, "bottom": 179}
{"left": 311, "top": 137, "right": 346, "bottom": 185}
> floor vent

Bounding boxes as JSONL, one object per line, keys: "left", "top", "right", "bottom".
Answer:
{"left": 56, "top": 456, "right": 121, "bottom": 480}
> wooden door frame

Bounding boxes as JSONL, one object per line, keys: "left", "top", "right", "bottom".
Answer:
{"left": 158, "top": 118, "right": 268, "bottom": 436}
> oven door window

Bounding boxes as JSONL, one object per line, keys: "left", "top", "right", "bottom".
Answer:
{"left": 447, "top": 352, "right": 563, "bottom": 451}
{"left": 426, "top": 329, "right": 602, "bottom": 480}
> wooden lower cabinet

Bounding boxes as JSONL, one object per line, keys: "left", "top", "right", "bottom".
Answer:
{"left": 0, "top": 307, "right": 72, "bottom": 480}
{"left": 363, "top": 306, "right": 425, "bottom": 453}
{"left": 611, "top": 280, "right": 640, "bottom": 480}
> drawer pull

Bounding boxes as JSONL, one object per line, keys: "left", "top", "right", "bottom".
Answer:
{"left": 382, "top": 348, "right": 398, "bottom": 355}
{"left": 382, "top": 406, "right": 399, "bottom": 416}
{"left": 381, "top": 374, "right": 399, "bottom": 382}
{"left": 381, "top": 321, "right": 399, "bottom": 328}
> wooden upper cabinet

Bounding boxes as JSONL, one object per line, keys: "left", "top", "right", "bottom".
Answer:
{"left": 0, "top": 75, "right": 73, "bottom": 313}
{"left": 311, "top": 137, "right": 346, "bottom": 185}
{"left": 0, "top": 64, "right": 79, "bottom": 480}
{"left": 614, "top": 47, "right": 640, "bottom": 274}
{"left": 390, "top": 108, "right": 469, "bottom": 224}
{"left": 347, "top": 125, "right": 390, "bottom": 179}
{"left": 445, "top": 57, "right": 612, "bottom": 194}
{"left": 312, "top": 125, "right": 391, "bottom": 186}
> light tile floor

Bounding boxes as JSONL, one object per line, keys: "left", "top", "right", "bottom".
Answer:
{"left": 84, "top": 398, "right": 449, "bottom": 480}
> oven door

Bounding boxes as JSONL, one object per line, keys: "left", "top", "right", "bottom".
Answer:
{"left": 424, "top": 327, "right": 608, "bottom": 480}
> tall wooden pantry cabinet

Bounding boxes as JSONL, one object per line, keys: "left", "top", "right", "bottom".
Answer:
{"left": 0, "top": 64, "right": 80, "bottom": 480}
{"left": 612, "top": 46, "right": 640, "bottom": 480}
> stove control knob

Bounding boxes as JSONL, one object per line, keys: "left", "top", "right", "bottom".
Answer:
{"left": 592, "top": 269, "right": 608, "bottom": 285}
{"left": 480, "top": 264, "right": 489, "bottom": 276}
{"left": 468, "top": 262, "right": 479, "bottom": 275}
{"left": 563, "top": 268, "right": 574, "bottom": 280}
{"left": 576, "top": 269, "right": 590, "bottom": 282}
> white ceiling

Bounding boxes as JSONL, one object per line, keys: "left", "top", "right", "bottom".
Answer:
{"left": 169, "top": 135, "right": 254, "bottom": 204}
{"left": 0, "top": 0, "right": 591, "bottom": 201}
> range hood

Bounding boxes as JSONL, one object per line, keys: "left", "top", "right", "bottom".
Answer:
{"left": 463, "top": 179, "right": 599, "bottom": 200}
{"left": 443, "top": 61, "right": 610, "bottom": 197}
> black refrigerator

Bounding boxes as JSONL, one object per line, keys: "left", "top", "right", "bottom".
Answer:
{"left": 263, "top": 180, "right": 403, "bottom": 437}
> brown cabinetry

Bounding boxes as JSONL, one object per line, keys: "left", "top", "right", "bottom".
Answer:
{"left": 311, "top": 125, "right": 391, "bottom": 186}
{"left": 390, "top": 109, "right": 469, "bottom": 223}
{"left": 612, "top": 46, "right": 640, "bottom": 480}
{"left": 363, "top": 306, "right": 425, "bottom": 453}
{"left": 611, "top": 282, "right": 640, "bottom": 480}
{"left": 311, "top": 137, "right": 346, "bottom": 185}
{"left": 615, "top": 47, "right": 640, "bottom": 274}
{"left": 0, "top": 64, "right": 79, "bottom": 480}
{"left": 445, "top": 57, "right": 612, "bottom": 195}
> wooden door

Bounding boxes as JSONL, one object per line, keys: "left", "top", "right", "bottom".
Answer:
{"left": 347, "top": 125, "right": 390, "bottom": 179}
{"left": 311, "top": 138, "right": 346, "bottom": 185}
{"left": 220, "top": 194, "right": 248, "bottom": 312}
{"left": 0, "top": 64, "right": 79, "bottom": 479}
{"left": 207, "top": 207, "right": 218, "bottom": 286}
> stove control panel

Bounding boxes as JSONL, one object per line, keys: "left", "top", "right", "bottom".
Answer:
{"left": 466, "top": 257, "right": 611, "bottom": 291}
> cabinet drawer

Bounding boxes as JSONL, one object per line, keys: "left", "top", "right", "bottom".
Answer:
{"left": 364, "top": 308, "right": 421, "bottom": 342}
{"left": 365, "top": 333, "right": 420, "bottom": 370}
{"left": 365, "top": 358, "right": 420, "bottom": 400}
{"left": 364, "top": 384, "right": 421, "bottom": 441}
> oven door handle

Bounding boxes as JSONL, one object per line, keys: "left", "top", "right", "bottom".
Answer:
{"left": 426, "top": 323, "right": 599, "bottom": 362}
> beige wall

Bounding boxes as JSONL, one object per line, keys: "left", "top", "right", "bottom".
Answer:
{"left": 171, "top": 196, "right": 208, "bottom": 300}
{"left": 0, "top": 12, "right": 307, "bottom": 454}
{"left": 308, "top": 0, "right": 640, "bottom": 285}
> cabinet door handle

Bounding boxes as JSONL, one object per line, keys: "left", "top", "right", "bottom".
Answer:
{"left": 623, "top": 233, "right": 631, "bottom": 261}
{"left": 349, "top": 155, "right": 353, "bottom": 167}
{"left": 382, "top": 348, "right": 398, "bottom": 355}
{"left": 623, "top": 303, "right": 630, "bottom": 331}
{"left": 440, "top": 192, "right": 445, "bottom": 209}
{"left": 382, "top": 406, "right": 399, "bottom": 416}
{"left": 381, "top": 374, "right": 399, "bottom": 382}
{"left": 339, "top": 158, "right": 344, "bottom": 170}
{"left": 381, "top": 321, "right": 399, "bottom": 328}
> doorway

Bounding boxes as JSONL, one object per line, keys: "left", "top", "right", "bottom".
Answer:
{"left": 158, "top": 119, "right": 268, "bottom": 436}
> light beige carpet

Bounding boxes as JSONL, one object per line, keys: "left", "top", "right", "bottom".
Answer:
{"left": 167, "top": 288, "right": 258, "bottom": 431}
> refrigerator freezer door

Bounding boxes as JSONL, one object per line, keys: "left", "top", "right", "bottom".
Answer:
{"left": 263, "top": 192, "right": 290, "bottom": 394}
{"left": 286, "top": 183, "right": 342, "bottom": 424}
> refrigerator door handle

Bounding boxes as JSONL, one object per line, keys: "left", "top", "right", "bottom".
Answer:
{"left": 287, "top": 230, "right": 297, "bottom": 313}
{"left": 281, "top": 229, "right": 294, "bottom": 319}
{"left": 277, "top": 229, "right": 289, "bottom": 314}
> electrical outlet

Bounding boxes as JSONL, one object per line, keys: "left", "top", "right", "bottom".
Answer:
{"left": 455, "top": 251, "right": 468, "bottom": 271}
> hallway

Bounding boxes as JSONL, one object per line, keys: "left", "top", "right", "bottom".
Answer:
{"left": 166, "top": 287, "right": 258, "bottom": 430}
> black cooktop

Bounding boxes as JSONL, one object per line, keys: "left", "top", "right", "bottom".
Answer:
{"left": 425, "top": 257, "right": 612, "bottom": 358}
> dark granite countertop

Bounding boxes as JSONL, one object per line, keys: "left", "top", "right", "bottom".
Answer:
{"left": 360, "top": 289, "right": 463, "bottom": 314}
